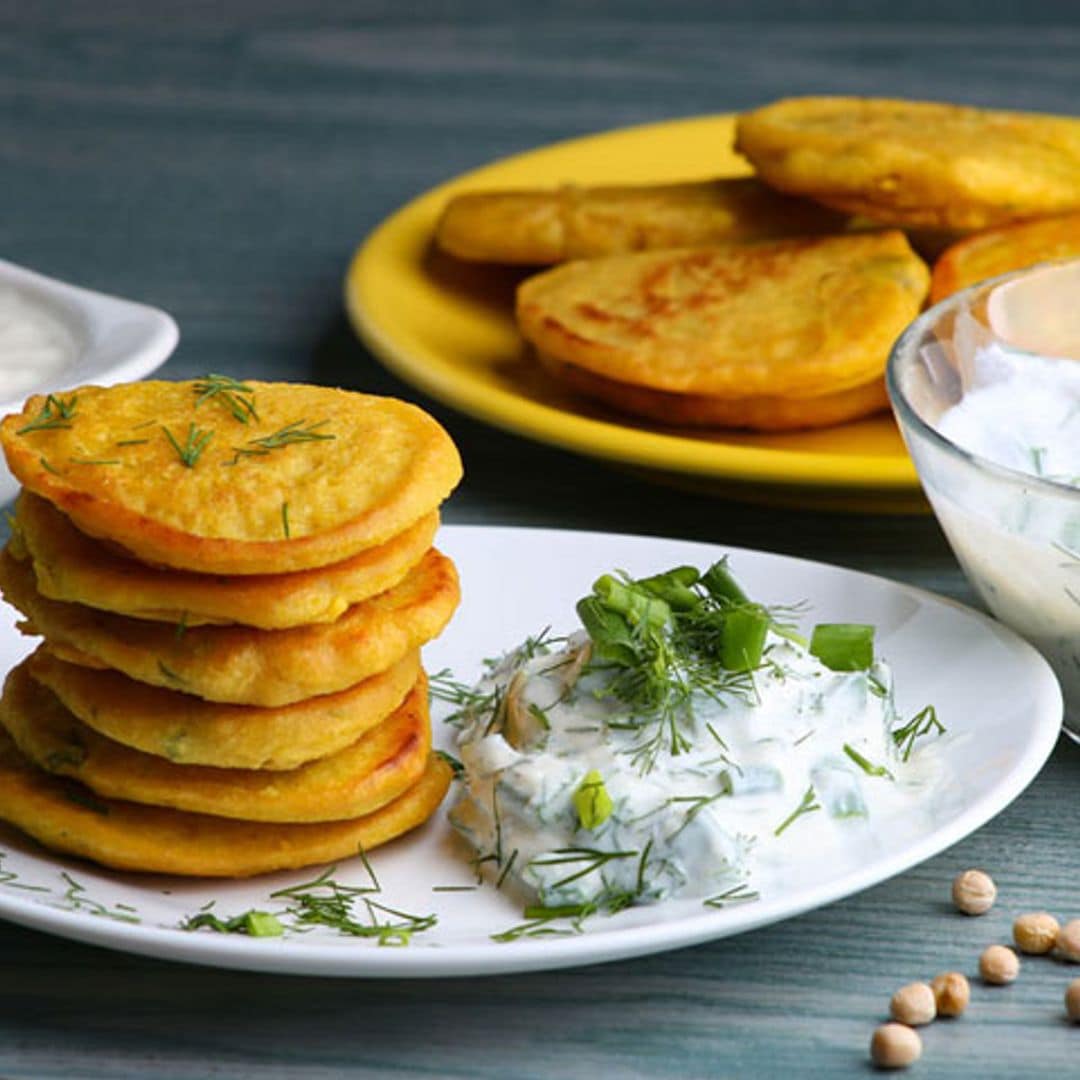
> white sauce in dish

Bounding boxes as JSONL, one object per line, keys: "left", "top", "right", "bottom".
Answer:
{"left": 449, "top": 623, "right": 929, "bottom": 910}
{"left": 929, "top": 342, "right": 1080, "bottom": 731}
{"left": 0, "top": 286, "right": 77, "bottom": 400}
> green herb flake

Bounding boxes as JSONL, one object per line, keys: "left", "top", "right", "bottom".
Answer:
{"left": 162, "top": 422, "right": 214, "bottom": 468}
{"left": 16, "top": 393, "right": 78, "bottom": 435}
{"left": 773, "top": 785, "right": 821, "bottom": 837}
{"left": 843, "top": 742, "right": 894, "bottom": 780}
{"left": 891, "top": 704, "right": 946, "bottom": 762}
{"left": 193, "top": 374, "right": 259, "bottom": 424}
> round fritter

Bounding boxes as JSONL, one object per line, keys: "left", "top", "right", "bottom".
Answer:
{"left": 15, "top": 491, "right": 438, "bottom": 629}
{"left": 517, "top": 233, "right": 928, "bottom": 398}
{"left": 0, "top": 662, "right": 430, "bottom": 823}
{"left": 28, "top": 648, "right": 420, "bottom": 770}
{"left": 537, "top": 352, "right": 889, "bottom": 431}
{"left": 0, "top": 546, "right": 459, "bottom": 706}
{"left": 436, "top": 178, "right": 848, "bottom": 264}
{"left": 0, "top": 379, "right": 462, "bottom": 575}
{"left": 0, "top": 729, "right": 452, "bottom": 877}
{"left": 735, "top": 97, "right": 1080, "bottom": 231}
{"left": 930, "top": 211, "right": 1080, "bottom": 303}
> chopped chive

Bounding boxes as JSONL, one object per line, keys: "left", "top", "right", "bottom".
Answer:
{"left": 809, "top": 623, "right": 875, "bottom": 672}
{"left": 115, "top": 438, "right": 150, "bottom": 447}
{"left": 69, "top": 457, "right": 121, "bottom": 466}
{"left": 281, "top": 501, "right": 290, "bottom": 538}
{"left": 39, "top": 456, "right": 62, "bottom": 476}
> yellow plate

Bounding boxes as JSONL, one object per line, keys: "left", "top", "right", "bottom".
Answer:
{"left": 345, "top": 114, "right": 924, "bottom": 512}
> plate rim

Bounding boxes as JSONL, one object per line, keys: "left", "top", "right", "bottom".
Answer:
{"left": 0, "top": 524, "right": 1063, "bottom": 977}
{"left": 343, "top": 112, "right": 920, "bottom": 495}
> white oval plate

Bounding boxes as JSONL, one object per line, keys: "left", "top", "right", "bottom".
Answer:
{"left": 0, "top": 526, "right": 1062, "bottom": 977}
{"left": 0, "top": 259, "right": 179, "bottom": 503}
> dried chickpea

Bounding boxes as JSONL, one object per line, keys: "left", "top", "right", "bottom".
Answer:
{"left": 1012, "top": 911, "right": 1060, "bottom": 955}
{"left": 1066, "top": 978, "right": 1080, "bottom": 1023}
{"left": 951, "top": 868, "right": 996, "bottom": 915}
{"left": 1057, "top": 919, "right": 1080, "bottom": 962}
{"left": 931, "top": 971, "right": 970, "bottom": 1017}
{"left": 870, "top": 1023, "right": 922, "bottom": 1070}
{"left": 889, "top": 982, "right": 936, "bottom": 1026}
{"left": 980, "top": 944, "right": 1019, "bottom": 985}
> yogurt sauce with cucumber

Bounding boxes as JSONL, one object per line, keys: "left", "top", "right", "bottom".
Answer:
{"left": 445, "top": 561, "right": 942, "bottom": 913}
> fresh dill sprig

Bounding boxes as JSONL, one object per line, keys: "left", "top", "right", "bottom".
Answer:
{"left": 193, "top": 374, "right": 259, "bottom": 424}
{"left": 229, "top": 419, "right": 334, "bottom": 463}
{"left": 60, "top": 871, "right": 140, "bottom": 924}
{"left": 576, "top": 562, "right": 780, "bottom": 773}
{"left": 891, "top": 705, "right": 946, "bottom": 762}
{"left": 703, "top": 882, "right": 760, "bottom": 909}
{"left": 428, "top": 668, "right": 500, "bottom": 727}
{"left": 843, "top": 743, "right": 894, "bottom": 780}
{"left": 16, "top": 393, "right": 78, "bottom": 435}
{"left": 526, "top": 846, "right": 638, "bottom": 890}
{"left": 162, "top": 422, "right": 214, "bottom": 468}
{"left": 773, "top": 785, "right": 821, "bottom": 837}
{"left": 0, "top": 853, "right": 50, "bottom": 892}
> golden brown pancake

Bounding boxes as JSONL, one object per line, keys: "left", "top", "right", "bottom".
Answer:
{"left": 0, "top": 662, "right": 431, "bottom": 823}
{"left": 0, "top": 379, "right": 462, "bottom": 575}
{"left": 930, "top": 211, "right": 1080, "bottom": 303}
{"left": 15, "top": 491, "right": 438, "bottom": 630}
{"left": 537, "top": 352, "right": 890, "bottom": 431}
{"left": 0, "top": 546, "right": 460, "bottom": 706}
{"left": 0, "top": 728, "right": 452, "bottom": 877}
{"left": 735, "top": 97, "right": 1080, "bottom": 231}
{"left": 435, "top": 178, "right": 849, "bottom": 264}
{"left": 516, "top": 232, "right": 929, "bottom": 399}
{"left": 27, "top": 648, "right": 420, "bottom": 770}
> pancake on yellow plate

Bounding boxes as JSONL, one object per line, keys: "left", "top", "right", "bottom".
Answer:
{"left": 930, "top": 210, "right": 1080, "bottom": 303}
{"left": 14, "top": 491, "right": 438, "bottom": 629}
{"left": 436, "top": 177, "right": 848, "bottom": 264}
{"left": 735, "top": 97, "right": 1080, "bottom": 231}
{"left": 0, "top": 546, "right": 460, "bottom": 707}
{"left": 0, "top": 662, "right": 430, "bottom": 823}
{"left": 516, "top": 232, "right": 928, "bottom": 426}
{"left": 0, "top": 728, "right": 452, "bottom": 877}
{"left": 0, "top": 379, "right": 462, "bottom": 575}
{"left": 27, "top": 648, "right": 420, "bottom": 770}
{"left": 537, "top": 352, "right": 889, "bottom": 431}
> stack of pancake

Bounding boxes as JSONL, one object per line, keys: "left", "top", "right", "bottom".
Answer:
{"left": 435, "top": 96, "right": 1080, "bottom": 431}
{"left": 0, "top": 378, "right": 463, "bottom": 877}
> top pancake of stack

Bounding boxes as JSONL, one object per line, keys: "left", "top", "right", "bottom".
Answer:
{"left": 0, "top": 378, "right": 463, "bottom": 577}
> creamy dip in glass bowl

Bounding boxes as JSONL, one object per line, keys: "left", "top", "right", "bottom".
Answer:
{"left": 888, "top": 258, "right": 1080, "bottom": 743}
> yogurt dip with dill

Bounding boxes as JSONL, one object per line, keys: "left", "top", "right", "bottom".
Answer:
{"left": 442, "top": 561, "right": 942, "bottom": 914}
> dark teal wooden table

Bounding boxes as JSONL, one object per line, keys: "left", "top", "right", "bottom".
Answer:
{"left": 3, "top": 3, "right": 1079, "bottom": 1076}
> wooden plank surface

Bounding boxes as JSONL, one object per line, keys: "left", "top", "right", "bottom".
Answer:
{"left": 2, "top": 3, "right": 1079, "bottom": 1076}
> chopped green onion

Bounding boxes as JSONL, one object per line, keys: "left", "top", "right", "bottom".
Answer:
{"left": 573, "top": 769, "right": 614, "bottom": 830}
{"left": 809, "top": 623, "right": 875, "bottom": 671}
{"left": 721, "top": 607, "right": 770, "bottom": 672}
{"left": 701, "top": 558, "right": 749, "bottom": 605}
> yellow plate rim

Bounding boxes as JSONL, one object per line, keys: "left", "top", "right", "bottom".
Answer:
{"left": 344, "top": 113, "right": 920, "bottom": 494}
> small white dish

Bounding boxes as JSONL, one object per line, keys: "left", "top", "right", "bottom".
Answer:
{"left": 0, "top": 259, "right": 179, "bottom": 503}
{"left": 0, "top": 526, "right": 1062, "bottom": 977}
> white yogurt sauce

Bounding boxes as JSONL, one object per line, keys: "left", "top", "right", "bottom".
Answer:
{"left": 930, "top": 342, "right": 1080, "bottom": 732}
{"left": 0, "top": 286, "right": 77, "bottom": 400}
{"left": 449, "top": 626, "right": 924, "bottom": 909}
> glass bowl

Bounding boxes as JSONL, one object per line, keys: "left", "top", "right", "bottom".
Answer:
{"left": 887, "top": 258, "right": 1080, "bottom": 743}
